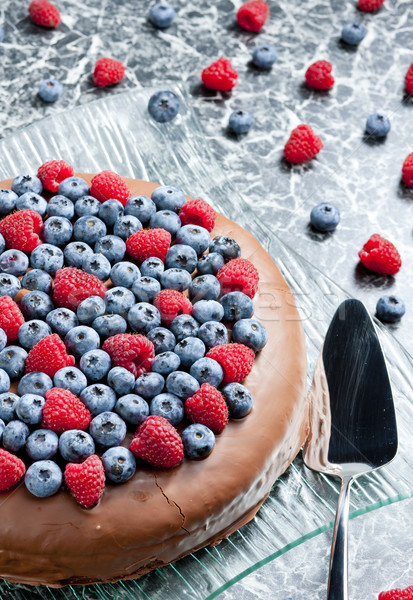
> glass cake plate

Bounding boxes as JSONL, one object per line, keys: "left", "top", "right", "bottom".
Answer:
{"left": 0, "top": 87, "right": 412, "bottom": 600}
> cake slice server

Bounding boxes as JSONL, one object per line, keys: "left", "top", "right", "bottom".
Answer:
{"left": 303, "top": 298, "right": 398, "bottom": 600}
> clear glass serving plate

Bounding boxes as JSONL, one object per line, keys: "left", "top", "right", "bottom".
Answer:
{"left": 0, "top": 87, "right": 411, "bottom": 600}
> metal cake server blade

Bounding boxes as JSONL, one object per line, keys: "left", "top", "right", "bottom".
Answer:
{"left": 303, "top": 298, "right": 398, "bottom": 600}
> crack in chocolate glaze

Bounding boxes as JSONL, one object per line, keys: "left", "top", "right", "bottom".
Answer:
{"left": 153, "top": 474, "right": 190, "bottom": 535}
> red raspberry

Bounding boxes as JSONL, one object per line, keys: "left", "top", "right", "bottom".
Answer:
{"left": 37, "top": 160, "right": 74, "bottom": 193}
{"left": 64, "top": 455, "right": 105, "bottom": 508}
{"left": 92, "top": 58, "right": 125, "bottom": 88}
{"left": 0, "top": 209, "right": 43, "bottom": 253}
{"left": 217, "top": 258, "right": 259, "bottom": 299}
{"left": 185, "top": 383, "right": 228, "bottom": 433}
{"left": 283, "top": 124, "right": 323, "bottom": 164}
{"left": 207, "top": 343, "right": 255, "bottom": 384}
{"left": 0, "top": 296, "right": 25, "bottom": 342}
{"left": 305, "top": 60, "right": 334, "bottom": 90}
{"left": 89, "top": 170, "right": 131, "bottom": 206}
{"left": 42, "top": 387, "right": 91, "bottom": 433}
{"left": 236, "top": 1, "right": 269, "bottom": 33}
{"left": 357, "top": 0, "right": 385, "bottom": 11}
{"left": 379, "top": 586, "right": 413, "bottom": 600}
{"left": 53, "top": 267, "right": 107, "bottom": 310}
{"left": 28, "top": 0, "right": 60, "bottom": 28}
{"left": 102, "top": 333, "right": 154, "bottom": 378}
{"left": 179, "top": 199, "right": 216, "bottom": 232}
{"left": 153, "top": 289, "right": 192, "bottom": 326}
{"left": 130, "top": 415, "right": 183, "bottom": 468}
{"left": 405, "top": 63, "right": 413, "bottom": 96}
{"left": 402, "top": 153, "right": 413, "bottom": 187}
{"left": 358, "top": 234, "right": 401, "bottom": 275}
{"left": 0, "top": 449, "right": 26, "bottom": 491}
{"left": 202, "top": 58, "right": 238, "bottom": 92}
{"left": 25, "top": 333, "right": 75, "bottom": 378}
{"left": 126, "top": 228, "right": 171, "bottom": 262}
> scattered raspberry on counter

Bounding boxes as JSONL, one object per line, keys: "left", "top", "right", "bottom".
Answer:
{"left": 201, "top": 58, "right": 238, "bottom": 92}
{"left": 401, "top": 152, "right": 413, "bottom": 187}
{"left": 405, "top": 63, "right": 413, "bottom": 96}
{"left": 357, "top": 0, "right": 385, "bottom": 11}
{"left": 379, "top": 585, "right": 413, "bottom": 600}
{"left": 92, "top": 57, "right": 125, "bottom": 88}
{"left": 283, "top": 124, "right": 323, "bottom": 164}
{"left": 236, "top": 0, "right": 269, "bottom": 33}
{"left": 358, "top": 234, "right": 401, "bottom": 275}
{"left": 28, "top": 0, "right": 60, "bottom": 28}
{"left": 305, "top": 60, "right": 334, "bottom": 90}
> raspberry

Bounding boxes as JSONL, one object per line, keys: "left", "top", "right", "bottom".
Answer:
{"left": 179, "top": 199, "right": 216, "bottom": 232}
{"left": 236, "top": 1, "right": 269, "bottom": 33}
{"left": 379, "top": 586, "right": 413, "bottom": 600}
{"left": 53, "top": 267, "right": 107, "bottom": 310}
{"left": 405, "top": 63, "right": 413, "bottom": 96}
{"left": 25, "top": 333, "right": 75, "bottom": 378}
{"left": 207, "top": 343, "right": 255, "bottom": 384}
{"left": 42, "top": 387, "right": 92, "bottom": 433}
{"left": 359, "top": 234, "right": 401, "bottom": 275}
{"left": 305, "top": 60, "right": 334, "bottom": 90}
{"left": 0, "top": 449, "right": 26, "bottom": 491}
{"left": 92, "top": 58, "right": 125, "bottom": 88}
{"left": 185, "top": 383, "right": 228, "bottom": 433}
{"left": 28, "top": 0, "right": 60, "bottom": 28}
{"left": 217, "top": 258, "right": 259, "bottom": 299}
{"left": 89, "top": 170, "right": 131, "bottom": 206}
{"left": 37, "top": 160, "right": 74, "bottom": 193}
{"left": 201, "top": 58, "right": 238, "bottom": 92}
{"left": 64, "top": 454, "right": 105, "bottom": 508}
{"left": 153, "top": 289, "right": 192, "bottom": 326}
{"left": 126, "top": 228, "right": 171, "bottom": 263}
{"left": 283, "top": 124, "right": 323, "bottom": 164}
{"left": 130, "top": 415, "right": 183, "bottom": 468}
{"left": 357, "top": 0, "right": 385, "bottom": 11}
{"left": 102, "top": 333, "right": 154, "bottom": 378}
{"left": 402, "top": 153, "right": 413, "bottom": 187}
{"left": 0, "top": 209, "right": 43, "bottom": 253}
{"left": 0, "top": 296, "right": 25, "bottom": 342}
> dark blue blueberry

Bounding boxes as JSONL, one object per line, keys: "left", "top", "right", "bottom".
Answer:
{"left": 221, "top": 383, "right": 253, "bottom": 418}
{"left": 77, "top": 296, "right": 106, "bottom": 324}
{"left": 146, "top": 326, "right": 176, "bottom": 354}
{"left": 252, "top": 44, "right": 277, "bottom": 69}
{"left": 152, "top": 351, "right": 181, "bottom": 375}
{"left": 166, "top": 371, "right": 200, "bottom": 399}
{"left": 310, "top": 202, "right": 340, "bottom": 232}
{"left": 92, "top": 314, "right": 127, "bottom": 337}
{"left": 20, "top": 290, "right": 54, "bottom": 320}
{"left": 102, "top": 446, "right": 136, "bottom": 483}
{"left": 151, "top": 185, "right": 186, "bottom": 212}
{"left": 232, "top": 318, "right": 268, "bottom": 351}
{"left": 192, "top": 299, "right": 224, "bottom": 323}
{"left": 74, "top": 195, "right": 101, "bottom": 217}
{"left": 0, "top": 328, "right": 6, "bottom": 352}
{"left": 105, "top": 286, "right": 135, "bottom": 317}
{"left": 115, "top": 394, "right": 149, "bottom": 426}
{"left": 150, "top": 393, "right": 183, "bottom": 426}
{"left": 113, "top": 215, "right": 142, "bottom": 240}
{"left": 128, "top": 302, "right": 161, "bottom": 333}
{"left": 0, "top": 188, "right": 18, "bottom": 214}
{"left": 110, "top": 261, "right": 140, "bottom": 288}
{"left": 89, "top": 411, "right": 127, "bottom": 448}
{"left": 148, "top": 3, "right": 176, "bottom": 28}
{"left": 54, "top": 366, "right": 87, "bottom": 395}
{"left": 18, "top": 371, "right": 52, "bottom": 397}
{"left": 150, "top": 210, "right": 181, "bottom": 235}
{"left": 24, "top": 460, "right": 62, "bottom": 498}
{"left": 16, "top": 192, "right": 47, "bottom": 216}
{"left": 197, "top": 321, "right": 229, "bottom": 348}
{"left": 0, "top": 346, "right": 27, "bottom": 379}
{"left": 365, "top": 113, "right": 391, "bottom": 138}
{"left": 30, "top": 243, "right": 64, "bottom": 275}
{"left": 134, "top": 372, "right": 165, "bottom": 400}
{"left": 0, "top": 368, "right": 10, "bottom": 393}
{"left": 197, "top": 252, "right": 224, "bottom": 276}
{"left": 170, "top": 314, "right": 199, "bottom": 342}
{"left": 0, "top": 392, "right": 19, "bottom": 422}
{"left": 63, "top": 241, "right": 93, "bottom": 268}
{"left": 220, "top": 291, "right": 253, "bottom": 322}
{"left": 64, "top": 325, "right": 100, "bottom": 357}
{"left": 190, "top": 357, "right": 223, "bottom": 387}
{"left": 15, "top": 393, "right": 45, "bottom": 425}
{"left": 228, "top": 110, "right": 255, "bottom": 135}
{"left": 160, "top": 268, "right": 192, "bottom": 291}
{"left": 26, "top": 429, "right": 58, "bottom": 461}
{"left": 182, "top": 423, "right": 215, "bottom": 459}
{"left": 165, "top": 244, "right": 197, "bottom": 273}
{"left": 0, "top": 273, "right": 21, "bottom": 299}
{"left": 376, "top": 295, "right": 406, "bottom": 323}
{"left": 0, "top": 249, "right": 29, "bottom": 277}
{"left": 11, "top": 174, "right": 42, "bottom": 196}
{"left": 174, "top": 336, "right": 205, "bottom": 367}
{"left": 148, "top": 91, "right": 180, "bottom": 123}
{"left": 124, "top": 195, "right": 156, "bottom": 225}
{"left": 46, "top": 195, "right": 75, "bottom": 219}
{"left": 341, "top": 22, "right": 366, "bottom": 45}
{"left": 209, "top": 236, "right": 241, "bottom": 261}
{"left": 73, "top": 215, "right": 107, "bottom": 244}
{"left": 59, "top": 430, "right": 95, "bottom": 463}
{"left": 79, "top": 349, "right": 112, "bottom": 382}
{"left": 3, "top": 420, "right": 29, "bottom": 451}
{"left": 18, "top": 319, "right": 52, "bottom": 349}
{"left": 80, "top": 384, "right": 116, "bottom": 416}
{"left": 58, "top": 176, "right": 89, "bottom": 201}
{"left": 108, "top": 366, "right": 136, "bottom": 396}
{"left": 95, "top": 235, "right": 126, "bottom": 264}
{"left": 189, "top": 274, "right": 220, "bottom": 301}
{"left": 38, "top": 78, "right": 63, "bottom": 102}
{"left": 175, "top": 225, "right": 210, "bottom": 255}
{"left": 46, "top": 308, "right": 79, "bottom": 337}
{"left": 98, "top": 198, "right": 124, "bottom": 226}
{"left": 140, "top": 257, "right": 164, "bottom": 280}
{"left": 21, "top": 269, "right": 52, "bottom": 294}
{"left": 83, "top": 252, "right": 111, "bottom": 281}
{"left": 42, "top": 216, "right": 73, "bottom": 246}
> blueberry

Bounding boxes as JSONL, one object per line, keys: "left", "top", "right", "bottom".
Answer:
{"left": 252, "top": 44, "right": 277, "bottom": 69}
{"left": 42, "top": 216, "right": 73, "bottom": 246}
{"left": 0, "top": 273, "right": 21, "bottom": 299}
{"left": 74, "top": 195, "right": 101, "bottom": 218}
{"left": 125, "top": 195, "right": 156, "bottom": 225}
{"left": 232, "top": 318, "right": 268, "bottom": 351}
{"left": 170, "top": 314, "right": 199, "bottom": 342}
{"left": 148, "top": 3, "right": 176, "bottom": 28}
{"left": 209, "top": 236, "right": 241, "bottom": 261}
{"left": 148, "top": 91, "right": 180, "bottom": 123}
{"left": 110, "top": 261, "right": 140, "bottom": 288}
{"left": 38, "top": 79, "right": 63, "bottom": 102}
{"left": 77, "top": 296, "right": 106, "bottom": 324}
{"left": 102, "top": 446, "right": 136, "bottom": 483}
{"left": 190, "top": 357, "right": 223, "bottom": 387}
{"left": 80, "top": 384, "right": 116, "bottom": 416}
{"left": 46, "top": 307, "right": 79, "bottom": 337}
{"left": 150, "top": 393, "right": 183, "bottom": 426}
{"left": 0, "top": 234, "right": 4, "bottom": 255}
{"left": 11, "top": 174, "right": 42, "bottom": 196}
{"left": 160, "top": 268, "right": 192, "bottom": 291}
{"left": 228, "top": 110, "right": 255, "bottom": 135}
{"left": 0, "top": 418, "right": 4, "bottom": 443}
{"left": 150, "top": 210, "right": 181, "bottom": 235}
{"left": 30, "top": 243, "right": 64, "bottom": 275}
{"left": 0, "top": 346, "right": 27, "bottom": 379}
{"left": 15, "top": 393, "right": 45, "bottom": 425}
{"left": 64, "top": 325, "right": 100, "bottom": 357}
{"left": 92, "top": 314, "right": 128, "bottom": 337}
{"left": 0, "top": 249, "right": 29, "bottom": 277}
{"left": 79, "top": 349, "right": 112, "bottom": 382}
{"left": 0, "top": 392, "right": 18, "bottom": 422}
{"left": 95, "top": 235, "right": 126, "bottom": 263}
{"left": 365, "top": 113, "right": 391, "bottom": 138}
{"left": 146, "top": 326, "right": 176, "bottom": 354}
{"left": 134, "top": 372, "right": 165, "bottom": 399}
{"left": 192, "top": 299, "right": 224, "bottom": 323}
{"left": 140, "top": 257, "right": 164, "bottom": 280}
{"left": 105, "top": 286, "right": 135, "bottom": 317}
{"left": 176, "top": 224, "right": 210, "bottom": 255}
{"left": 220, "top": 292, "right": 253, "bottom": 321}
{"left": 165, "top": 244, "right": 197, "bottom": 273}
{"left": 198, "top": 321, "right": 229, "bottom": 348}
{"left": 113, "top": 215, "right": 142, "bottom": 240}
{"left": 152, "top": 351, "right": 181, "bottom": 375}
{"left": 115, "top": 394, "right": 149, "bottom": 426}
{"left": 222, "top": 383, "right": 253, "bottom": 418}
{"left": 174, "top": 336, "right": 205, "bottom": 367}
{"left": 0, "top": 328, "right": 6, "bottom": 352}
{"left": 166, "top": 371, "right": 200, "bottom": 399}
{"left": 341, "top": 22, "right": 366, "bottom": 45}
{"left": 20, "top": 290, "right": 54, "bottom": 320}
{"left": 89, "top": 411, "right": 127, "bottom": 448}
{"left": 151, "top": 185, "right": 186, "bottom": 212}
{"left": 59, "top": 430, "right": 95, "bottom": 463}
{"left": 18, "top": 319, "right": 52, "bottom": 349}
{"left": 128, "top": 302, "right": 161, "bottom": 333}
{"left": 26, "top": 429, "right": 59, "bottom": 461}
{"left": 197, "top": 252, "right": 225, "bottom": 276}
{"left": 0, "top": 368, "right": 10, "bottom": 393}
{"left": 58, "top": 177, "right": 89, "bottom": 201}
{"left": 21, "top": 269, "right": 53, "bottom": 294}
{"left": 0, "top": 188, "right": 18, "bottom": 214}
{"left": 54, "top": 366, "right": 88, "bottom": 395}
{"left": 108, "top": 366, "right": 136, "bottom": 396}
{"left": 83, "top": 252, "right": 111, "bottom": 281}
{"left": 73, "top": 215, "right": 107, "bottom": 244}
{"left": 310, "top": 202, "right": 340, "bottom": 232}
{"left": 64, "top": 241, "right": 93, "bottom": 268}
{"left": 189, "top": 274, "right": 220, "bottom": 302}
{"left": 3, "top": 420, "right": 29, "bottom": 451}
{"left": 98, "top": 198, "right": 124, "bottom": 226}
{"left": 18, "top": 371, "right": 52, "bottom": 397}
{"left": 46, "top": 194, "right": 75, "bottom": 219}
{"left": 16, "top": 192, "right": 47, "bottom": 216}
{"left": 182, "top": 423, "right": 215, "bottom": 459}
{"left": 376, "top": 295, "right": 406, "bottom": 323}
{"left": 25, "top": 460, "right": 62, "bottom": 498}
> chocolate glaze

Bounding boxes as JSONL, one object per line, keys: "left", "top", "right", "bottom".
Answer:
{"left": 0, "top": 176, "right": 309, "bottom": 587}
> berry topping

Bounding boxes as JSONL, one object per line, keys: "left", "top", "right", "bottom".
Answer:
{"left": 102, "top": 333, "right": 155, "bottom": 378}
{"left": 179, "top": 199, "right": 216, "bottom": 232}
{"left": 185, "top": 383, "right": 228, "bottom": 433}
{"left": 236, "top": 1, "right": 269, "bottom": 33}
{"left": 283, "top": 124, "right": 323, "bottom": 164}
{"left": 402, "top": 152, "right": 413, "bottom": 187}
{"left": 53, "top": 267, "right": 107, "bottom": 310}
{"left": 0, "top": 209, "right": 43, "bottom": 252}
{"left": 25, "top": 334, "right": 75, "bottom": 378}
{"left": 126, "top": 228, "right": 171, "bottom": 262}
{"left": 357, "top": 0, "right": 385, "bottom": 11}
{"left": 42, "top": 387, "right": 92, "bottom": 433}
{"left": 217, "top": 258, "right": 259, "bottom": 299}
{"left": 201, "top": 58, "right": 238, "bottom": 92}
{"left": 130, "top": 415, "right": 184, "bottom": 468}
{"left": 206, "top": 343, "right": 255, "bottom": 384}
{"left": 405, "top": 63, "right": 413, "bottom": 96}
{"left": 0, "top": 296, "right": 25, "bottom": 342}
{"left": 154, "top": 289, "right": 192, "bottom": 326}
{"left": 37, "top": 160, "right": 74, "bottom": 193}
{"left": 0, "top": 448, "right": 26, "bottom": 491}
{"left": 92, "top": 58, "right": 125, "bottom": 88}
{"left": 28, "top": 0, "right": 60, "bottom": 28}
{"left": 64, "top": 454, "right": 105, "bottom": 508}
{"left": 305, "top": 60, "right": 334, "bottom": 90}
{"left": 90, "top": 170, "right": 131, "bottom": 206}
{"left": 379, "top": 586, "right": 413, "bottom": 600}
{"left": 358, "top": 234, "right": 401, "bottom": 275}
